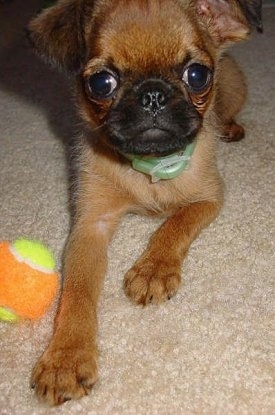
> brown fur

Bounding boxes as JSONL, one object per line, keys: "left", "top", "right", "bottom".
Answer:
{"left": 27, "top": 0, "right": 260, "bottom": 405}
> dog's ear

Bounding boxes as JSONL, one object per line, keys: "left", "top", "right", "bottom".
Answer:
{"left": 195, "top": 0, "right": 250, "bottom": 46}
{"left": 236, "top": 0, "right": 263, "bottom": 32}
{"left": 27, "top": 0, "right": 93, "bottom": 74}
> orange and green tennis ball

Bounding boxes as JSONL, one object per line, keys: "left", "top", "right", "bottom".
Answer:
{"left": 0, "top": 239, "right": 58, "bottom": 322}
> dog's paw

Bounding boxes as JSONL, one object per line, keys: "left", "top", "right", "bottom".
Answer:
{"left": 221, "top": 121, "right": 245, "bottom": 142}
{"left": 124, "top": 258, "right": 181, "bottom": 305}
{"left": 31, "top": 343, "right": 98, "bottom": 406}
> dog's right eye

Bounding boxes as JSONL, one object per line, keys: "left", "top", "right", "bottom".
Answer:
{"left": 86, "top": 70, "right": 118, "bottom": 99}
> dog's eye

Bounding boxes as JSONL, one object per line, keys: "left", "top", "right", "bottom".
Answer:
{"left": 86, "top": 70, "right": 118, "bottom": 99}
{"left": 183, "top": 64, "right": 212, "bottom": 93}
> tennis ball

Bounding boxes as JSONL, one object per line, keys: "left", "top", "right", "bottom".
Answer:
{"left": 0, "top": 239, "right": 58, "bottom": 322}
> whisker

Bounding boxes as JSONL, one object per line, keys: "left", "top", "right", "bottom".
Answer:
{"left": 92, "top": 122, "right": 106, "bottom": 132}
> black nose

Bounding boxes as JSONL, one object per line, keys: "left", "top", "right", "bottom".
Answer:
{"left": 141, "top": 90, "right": 167, "bottom": 113}
{"left": 139, "top": 81, "right": 169, "bottom": 114}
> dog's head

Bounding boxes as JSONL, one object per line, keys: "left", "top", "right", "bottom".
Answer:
{"left": 28, "top": 0, "right": 260, "bottom": 156}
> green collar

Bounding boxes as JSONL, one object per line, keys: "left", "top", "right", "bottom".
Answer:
{"left": 122, "top": 140, "right": 196, "bottom": 182}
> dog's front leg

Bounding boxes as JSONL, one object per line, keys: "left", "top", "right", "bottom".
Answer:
{"left": 124, "top": 200, "right": 221, "bottom": 305}
{"left": 31, "top": 189, "right": 128, "bottom": 405}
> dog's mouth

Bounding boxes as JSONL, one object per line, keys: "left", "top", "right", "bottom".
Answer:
{"left": 108, "top": 123, "right": 201, "bottom": 157}
{"left": 133, "top": 127, "right": 177, "bottom": 156}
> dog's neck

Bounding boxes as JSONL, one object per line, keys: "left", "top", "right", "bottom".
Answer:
{"left": 121, "top": 141, "right": 197, "bottom": 183}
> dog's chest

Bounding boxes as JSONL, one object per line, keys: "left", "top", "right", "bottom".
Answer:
{"left": 125, "top": 172, "right": 195, "bottom": 215}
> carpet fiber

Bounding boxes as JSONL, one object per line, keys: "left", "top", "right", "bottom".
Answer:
{"left": 0, "top": 1, "right": 274, "bottom": 414}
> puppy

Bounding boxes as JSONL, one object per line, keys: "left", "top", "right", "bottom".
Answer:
{"left": 27, "top": 0, "right": 261, "bottom": 406}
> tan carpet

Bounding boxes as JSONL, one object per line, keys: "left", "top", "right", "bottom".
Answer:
{"left": 0, "top": 1, "right": 274, "bottom": 414}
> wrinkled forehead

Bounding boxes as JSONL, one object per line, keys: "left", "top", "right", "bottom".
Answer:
{"left": 88, "top": 0, "right": 210, "bottom": 72}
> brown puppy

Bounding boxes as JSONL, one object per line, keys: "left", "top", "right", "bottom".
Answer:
{"left": 27, "top": 0, "right": 260, "bottom": 406}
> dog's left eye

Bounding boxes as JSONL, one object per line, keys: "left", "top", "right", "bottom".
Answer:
{"left": 183, "top": 64, "right": 212, "bottom": 93}
{"left": 86, "top": 70, "right": 118, "bottom": 99}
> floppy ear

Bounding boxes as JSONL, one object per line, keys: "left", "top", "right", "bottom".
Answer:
{"left": 236, "top": 0, "right": 263, "bottom": 32}
{"left": 195, "top": 0, "right": 250, "bottom": 46}
{"left": 27, "top": 0, "right": 92, "bottom": 74}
